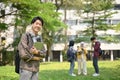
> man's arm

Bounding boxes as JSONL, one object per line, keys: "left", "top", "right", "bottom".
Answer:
{"left": 18, "top": 33, "right": 33, "bottom": 61}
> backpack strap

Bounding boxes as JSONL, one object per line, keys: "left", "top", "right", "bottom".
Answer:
{"left": 25, "top": 32, "right": 33, "bottom": 44}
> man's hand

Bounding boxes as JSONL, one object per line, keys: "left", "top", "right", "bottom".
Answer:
{"left": 32, "top": 56, "right": 42, "bottom": 61}
{"left": 81, "top": 48, "right": 84, "bottom": 51}
{"left": 30, "top": 47, "right": 39, "bottom": 54}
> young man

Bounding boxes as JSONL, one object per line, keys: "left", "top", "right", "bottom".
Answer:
{"left": 77, "top": 42, "right": 88, "bottom": 75}
{"left": 90, "top": 37, "right": 100, "bottom": 77}
{"left": 18, "top": 16, "right": 46, "bottom": 80}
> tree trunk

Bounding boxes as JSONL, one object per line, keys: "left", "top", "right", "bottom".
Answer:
{"left": 91, "top": 12, "right": 95, "bottom": 37}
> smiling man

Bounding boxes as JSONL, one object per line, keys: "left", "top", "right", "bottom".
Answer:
{"left": 18, "top": 16, "right": 46, "bottom": 80}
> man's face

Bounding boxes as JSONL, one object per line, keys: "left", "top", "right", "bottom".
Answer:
{"left": 32, "top": 20, "right": 42, "bottom": 34}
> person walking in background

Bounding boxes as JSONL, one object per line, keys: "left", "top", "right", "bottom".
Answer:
{"left": 18, "top": 16, "right": 46, "bottom": 80}
{"left": 90, "top": 37, "right": 100, "bottom": 77}
{"left": 67, "top": 40, "right": 76, "bottom": 76}
{"left": 77, "top": 42, "right": 88, "bottom": 75}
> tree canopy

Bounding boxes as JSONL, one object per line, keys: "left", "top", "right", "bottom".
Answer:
{"left": 0, "top": 0, "right": 66, "bottom": 62}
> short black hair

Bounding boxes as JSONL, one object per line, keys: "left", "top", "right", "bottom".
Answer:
{"left": 31, "top": 16, "right": 44, "bottom": 26}
{"left": 1, "top": 37, "right": 6, "bottom": 41}
{"left": 69, "top": 40, "right": 74, "bottom": 47}
{"left": 90, "top": 37, "right": 96, "bottom": 41}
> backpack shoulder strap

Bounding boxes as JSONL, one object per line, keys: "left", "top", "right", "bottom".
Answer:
{"left": 25, "top": 32, "right": 33, "bottom": 45}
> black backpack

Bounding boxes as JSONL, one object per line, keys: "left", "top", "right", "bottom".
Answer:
{"left": 99, "top": 48, "right": 103, "bottom": 56}
{"left": 67, "top": 48, "right": 76, "bottom": 62}
{"left": 15, "top": 50, "right": 20, "bottom": 74}
{"left": 67, "top": 48, "right": 72, "bottom": 62}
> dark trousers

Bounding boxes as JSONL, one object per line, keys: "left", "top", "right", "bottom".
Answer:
{"left": 93, "top": 57, "right": 99, "bottom": 73}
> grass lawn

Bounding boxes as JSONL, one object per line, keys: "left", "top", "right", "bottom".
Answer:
{"left": 0, "top": 60, "right": 120, "bottom": 80}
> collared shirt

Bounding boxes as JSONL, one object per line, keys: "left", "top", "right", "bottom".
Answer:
{"left": 29, "top": 31, "right": 42, "bottom": 43}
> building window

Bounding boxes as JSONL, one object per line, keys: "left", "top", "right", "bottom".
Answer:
{"left": 66, "top": 20, "right": 77, "bottom": 26}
